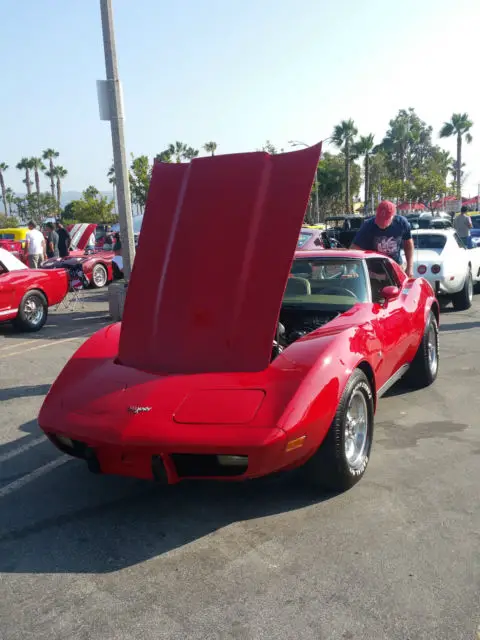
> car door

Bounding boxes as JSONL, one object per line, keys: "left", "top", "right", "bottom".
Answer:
{"left": 366, "top": 257, "right": 412, "bottom": 386}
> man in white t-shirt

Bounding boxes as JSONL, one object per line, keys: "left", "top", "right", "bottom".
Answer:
{"left": 24, "top": 221, "right": 46, "bottom": 268}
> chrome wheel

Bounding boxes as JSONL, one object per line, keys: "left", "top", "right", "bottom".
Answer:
{"left": 24, "top": 296, "right": 44, "bottom": 326}
{"left": 467, "top": 273, "right": 473, "bottom": 302}
{"left": 92, "top": 265, "right": 107, "bottom": 288}
{"left": 344, "top": 389, "right": 369, "bottom": 470}
{"left": 427, "top": 324, "right": 438, "bottom": 376}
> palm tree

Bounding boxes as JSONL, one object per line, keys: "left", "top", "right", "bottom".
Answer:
{"left": 203, "top": 141, "right": 218, "bottom": 156}
{"left": 439, "top": 113, "right": 473, "bottom": 200}
{"left": 30, "top": 157, "right": 45, "bottom": 196}
{"left": 16, "top": 157, "right": 33, "bottom": 195}
{"left": 354, "top": 135, "right": 375, "bottom": 215}
{"left": 0, "top": 163, "right": 9, "bottom": 215}
{"left": 168, "top": 141, "right": 189, "bottom": 163}
{"left": 184, "top": 146, "right": 199, "bottom": 161}
{"left": 107, "top": 163, "right": 116, "bottom": 206}
{"left": 332, "top": 119, "right": 358, "bottom": 212}
{"left": 5, "top": 188, "right": 15, "bottom": 216}
{"left": 42, "top": 148, "right": 59, "bottom": 198}
{"left": 53, "top": 166, "right": 68, "bottom": 204}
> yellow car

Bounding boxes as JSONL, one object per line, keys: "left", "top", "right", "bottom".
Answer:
{"left": 0, "top": 227, "right": 29, "bottom": 249}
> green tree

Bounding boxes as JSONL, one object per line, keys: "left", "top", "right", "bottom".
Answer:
{"left": 70, "top": 188, "right": 116, "bottom": 223}
{"left": 16, "top": 157, "right": 33, "bottom": 195}
{"left": 332, "top": 119, "right": 358, "bottom": 212}
{"left": 354, "top": 134, "right": 375, "bottom": 214}
{"left": 0, "top": 163, "right": 9, "bottom": 215}
{"left": 155, "top": 149, "right": 173, "bottom": 163}
{"left": 314, "top": 152, "right": 361, "bottom": 218}
{"left": 409, "top": 167, "right": 450, "bottom": 210}
{"left": 129, "top": 154, "right": 152, "bottom": 213}
{"left": 439, "top": 113, "right": 473, "bottom": 199}
{"left": 0, "top": 213, "right": 20, "bottom": 227}
{"left": 42, "top": 149, "right": 60, "bottom": 198}
{"left": 259, "top": 140, "right": 285, "bottom": 154}
{"left": 53, "top": 165, "right": 68, "bottom": 204}
{"left": 203, "top": 141, "right": 218, "bottom": 156}
{"left": 15, "top": 192, "right": 60, "bottom": 225}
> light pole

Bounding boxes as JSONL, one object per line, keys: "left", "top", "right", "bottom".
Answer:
{"left": 289, "top": 139, "right": 331, "bottom": 224}
{"left": 99, "top": 0, "right": 135, "bottom": 282}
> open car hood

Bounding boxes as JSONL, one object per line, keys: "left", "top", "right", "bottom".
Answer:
{"left": 66, "top": 223, "right": 97, "bottom": 251}
{"left": 118, "top": 144, "right": 322, "bottom": 374}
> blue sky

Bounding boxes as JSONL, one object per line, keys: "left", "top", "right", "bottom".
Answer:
{"left": 1, "top": 0, "right": 479, "bottom": 196}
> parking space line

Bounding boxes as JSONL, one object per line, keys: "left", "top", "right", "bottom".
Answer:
{"left": 0, "top": 325, "right": 103, "bottom": 353}
{"left": 0, "top": 436, "right": 47, "bottom": 463}
{"left": 0, "top": 456, "right": 70, "bottom": 498}
{"left": 0, "top": 335, "right": 91, "bottom": 359}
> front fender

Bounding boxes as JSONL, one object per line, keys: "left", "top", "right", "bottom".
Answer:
{"left": 274, "top": 327, "right": 379, "bottom": 455}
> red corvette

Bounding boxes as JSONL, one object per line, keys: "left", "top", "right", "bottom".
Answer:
{"left": 39, "top": 146, "right": 439, "bottom": 492}
{"left": 42, "top": 223, "right": 115, "bottom": 288}
{"left": 0, "top": 248, "right": 68, "bottom": 331}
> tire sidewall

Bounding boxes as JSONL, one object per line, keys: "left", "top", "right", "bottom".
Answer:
{"left": 335, "top": 371, "right": 374, "bottom": 481}
{"left": 16, "top": 291, "right": 48, "bottom": 331}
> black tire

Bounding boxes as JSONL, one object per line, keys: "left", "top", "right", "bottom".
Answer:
{"left": 14, "top": 290, "right": 48, "bottom": 332}
{"left": 406, "top": 312, "right": 439, "bottom": 389}
{"left": 91, "top": 264, "right": 108, "bottom": 288}
{"left": 302, "top": 369, "right": 374, "bottom": 492}
{"left": 452, "top": 269, "right": 473, "bottom": 310}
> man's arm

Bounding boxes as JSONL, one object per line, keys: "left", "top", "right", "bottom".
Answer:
{"left": 403, "top": 239, "right": 414, "bottom": 277}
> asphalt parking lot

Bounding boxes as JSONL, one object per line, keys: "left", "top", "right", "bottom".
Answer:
{"left": 0, "top": 290, "right": 479, "bottom": 640}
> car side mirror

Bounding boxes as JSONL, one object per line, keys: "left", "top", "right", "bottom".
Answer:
{"left": 381, "top": 286, "right": 400, "bottom": 303}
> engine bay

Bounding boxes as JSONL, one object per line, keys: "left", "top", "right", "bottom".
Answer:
{"left": 271, "top": 308, "right": 340, "bottom": 360}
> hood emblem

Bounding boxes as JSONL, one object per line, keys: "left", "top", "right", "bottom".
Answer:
{"left": 128, "top": 406, "right": 152, "bottom": 414}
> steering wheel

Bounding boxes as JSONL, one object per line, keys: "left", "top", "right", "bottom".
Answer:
{"left": 320, "top": 286, "right": 359, "bottom": 300}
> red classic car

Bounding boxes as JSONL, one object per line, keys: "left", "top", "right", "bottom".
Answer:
{"left": 0, "top": 248, "right": 68, "bottom": 331}
{"left": 39, "top": 145, "right": 439, "bottom": 492}
{"left": 42, "top": 223, "right": 115, "bottom": 288}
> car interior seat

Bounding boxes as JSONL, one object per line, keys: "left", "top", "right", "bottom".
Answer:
{"left": 285, "top": 276, "right": 311, "bottom": 296}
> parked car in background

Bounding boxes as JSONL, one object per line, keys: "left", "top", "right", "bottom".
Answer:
{"left": 297, "top": 227, "right": 344, "bottom": 250}
{"left": 324, "top": 215, "right": 365, "bottom": 247}
{"left": 42, "top": 223, "right": 115, "bottom": 288}
{"left": 468, "top": 214, "right": 480, "bottom": 247}
{"left": 405, "top": 213, "right": 452, "bottom": 230}
{"left": 0, "top": 248, "right": 68, "bottom": 331}
{"left": 412, "top": 228, "right": 480, "bottom": 310}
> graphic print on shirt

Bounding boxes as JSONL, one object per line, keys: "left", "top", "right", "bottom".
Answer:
{"left": 373, "top": 235, "right": 401, "bottom": 258}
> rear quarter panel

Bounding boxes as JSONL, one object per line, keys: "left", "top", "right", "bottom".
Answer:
{"left": 12, "top": 270, "right": 68, "bottom": 307}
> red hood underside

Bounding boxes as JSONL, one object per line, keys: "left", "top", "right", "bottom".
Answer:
{"left": 118, "top": 143, "right": 322, "bottom": 375}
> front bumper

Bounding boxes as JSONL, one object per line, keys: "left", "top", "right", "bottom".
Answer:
{"left": 44, "top": 422, "right": 294, "bottom": 484}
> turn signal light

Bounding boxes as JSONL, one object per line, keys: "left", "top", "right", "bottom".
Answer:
{"left": 431, "top": 264, "right": 441, "bottom": 274}
{"left": 417, "top": 265, "right": 427, "bottom": 275}
{"left": 286, "top": 436, "right": 306, "bottom": 452}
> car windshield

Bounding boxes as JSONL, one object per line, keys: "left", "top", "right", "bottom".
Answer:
{"left": 470, "top": 216, "right": 480, "bottom": 229}
{"left": 297, "top": 231, "right": 312, "bottom": 248}
{"left": 283, "top": 257, "right": 368, "bottom": 311}
{"left": 412, "top": 234, "right": 447, "bottom": 250}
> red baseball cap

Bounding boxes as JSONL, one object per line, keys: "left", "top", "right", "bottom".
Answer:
{"left": 375, "top": 200, "right": 396, "bottom": 226}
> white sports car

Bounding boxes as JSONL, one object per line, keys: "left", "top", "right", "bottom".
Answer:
{"left": 412, "top": 228, "right": 480, "bottom": 310}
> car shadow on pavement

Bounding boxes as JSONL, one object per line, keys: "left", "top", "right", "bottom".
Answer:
{"left": 0, "top": 424, "right": 337, "bottom": 575}
{"left": 0, "top": 384, "right": 51, "bottom": 402}
{"left": 439, "top": 320, "right": 480, "bottom": 332}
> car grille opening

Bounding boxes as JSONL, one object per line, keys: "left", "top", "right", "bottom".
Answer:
{"left": 169, "top": 453, "right": 248, "bottom": 478}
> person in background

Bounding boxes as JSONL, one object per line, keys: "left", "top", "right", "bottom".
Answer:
{"left": 55, "top": 221, "right": 71, "bottom": 258}
{"left": 350, "top": 200, "right": 414, "bottom": 277}
{"left": 453, "top": 206, "right": 473, "bottom": 248}
{"left": 45, "top": 222, "right": 59, "bottom": 259}
{"left": 24, "top": 220, "right": 46, "bottom": 268}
